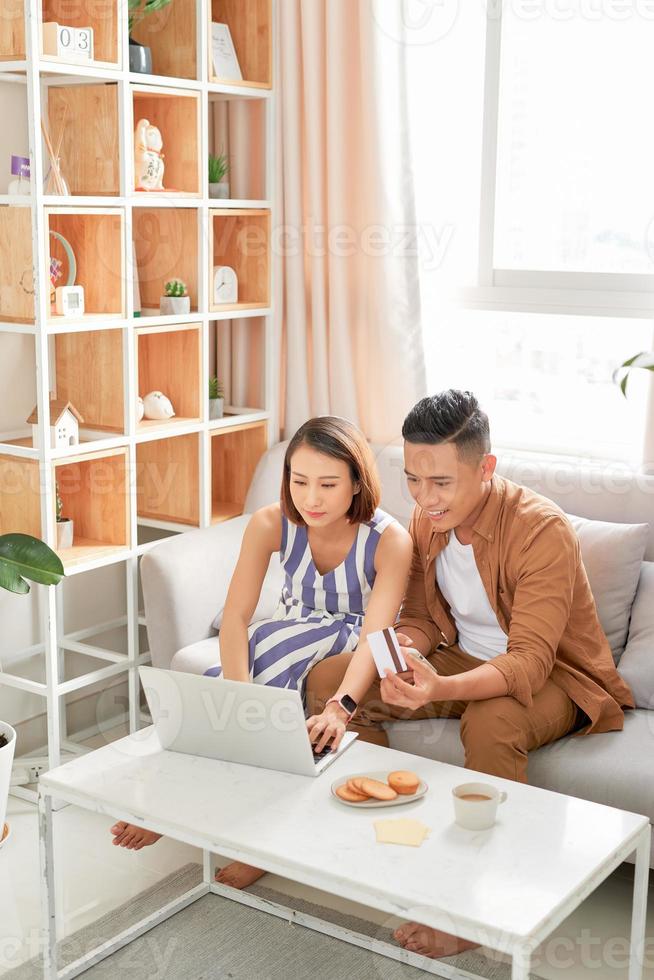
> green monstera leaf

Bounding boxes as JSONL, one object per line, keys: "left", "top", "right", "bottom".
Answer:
{"left": 0, "top": 533, "right": 64, "bottom": 595}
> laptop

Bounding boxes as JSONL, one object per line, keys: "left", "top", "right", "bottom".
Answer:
{"left": 139, "top": 666, "right": 357, "bottom": 777}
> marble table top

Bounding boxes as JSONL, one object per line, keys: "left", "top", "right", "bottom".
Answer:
{"left": 40, "top": 731, "right": 648, "bottom": 947}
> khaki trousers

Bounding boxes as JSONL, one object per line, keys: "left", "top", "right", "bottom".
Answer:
{"left": 305, "top": 645, "right": 582, "bottom": 784}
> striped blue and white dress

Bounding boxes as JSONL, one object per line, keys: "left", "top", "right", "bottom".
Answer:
{"left": 204, "top": 507, "right": 396, "bottom": 693}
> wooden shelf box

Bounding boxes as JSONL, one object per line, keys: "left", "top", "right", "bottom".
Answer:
{"left": 54, "top": 329, "right": 125, "bottom": 435}
{"left": 130, "top": 0, "right": 197, "bottom": 80}
{"left": 0, "top": 1, "right": 119, "bottom": 65}
{"left": 211, "top": 315, "right": 266, "bottom": 411}
{"left": 209, "top": 209, "right": 270, "bottom": 313}
{"left": 42, "top": 0, "right": 119, "bottom": 66}
{"left": 211, "top": 420, "right": 267, "bottom": 523}
{"left": 209, "top": 0, "right": 272, "bottom": 88}
{"left": 208, "top": 95, "right": 267, "bottom": 201}
{"left": 132, "top": 86, "right": 202, "bottom": 197}
{"left": 47, "top": 208, "right": 125, "bottom": 323}
{"left": 0, "top": 206, "right": 34, "bottom": 323}
{"left": 136, "top": 432, "right": 200, "bottom": 526}
{"left": 0, "top": 206, "right": 125, "bottom": 324}
{"left": 133, "top": 207, "right": 199, "bottom": 315}
{"left": 0, "top": 447, "right": 130, "bottom": 568}
{"left": 47, "top": 83, "right": 120, "bottom": 196}
{"left": 136, "top": 323, "right": 202, "bottom": 433}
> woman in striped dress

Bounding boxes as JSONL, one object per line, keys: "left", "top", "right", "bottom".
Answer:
{"left": 111, "top": 417, "right": 412, "bottom": 880}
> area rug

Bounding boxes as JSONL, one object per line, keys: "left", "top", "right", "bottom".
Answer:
{"left": 6, "top": 863, "right": 544, "bottom": 979}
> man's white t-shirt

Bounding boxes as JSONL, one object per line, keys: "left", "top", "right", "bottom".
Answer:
{"left": 435, "top": 530, "right": 507, "bottom": 660}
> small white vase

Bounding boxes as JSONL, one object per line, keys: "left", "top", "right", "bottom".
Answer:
{"left": 57, "top": 518, "right": 74, "bottom": 549}
{"left": 0, "top": 721, "right": 16, "bottom": 850}
{"left": 209, "top": 397, "right": 224, "bottom": 420}
{"left": 209, "top": 182, "right": 230, "bottom": 199}
{"left": 160, "top": 295, "right": 190, "bottom": 316}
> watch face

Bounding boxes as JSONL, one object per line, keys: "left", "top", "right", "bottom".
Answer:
{"left": 341, "top": 694, "right": 357, "bottom": 714}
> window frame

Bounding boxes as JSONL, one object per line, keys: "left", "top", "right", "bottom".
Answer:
{"left": 464, "top": 7, "right": 654, "bottom": 320}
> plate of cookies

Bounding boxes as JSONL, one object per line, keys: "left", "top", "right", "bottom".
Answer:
{"left": 331, "top": 770, "right": 427, "bottom": 808}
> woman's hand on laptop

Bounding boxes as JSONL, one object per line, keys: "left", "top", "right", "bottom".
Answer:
{"left": 306, "top": 704, "right": 348, "bottom": 754}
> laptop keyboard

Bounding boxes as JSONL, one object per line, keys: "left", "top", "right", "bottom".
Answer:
{"left": 312, "top": 743, "right": 334, "bottom": 764}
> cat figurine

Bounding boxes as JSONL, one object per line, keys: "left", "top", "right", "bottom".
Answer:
{"left": 134, "top": 118, "right": 165, "bottom": 191}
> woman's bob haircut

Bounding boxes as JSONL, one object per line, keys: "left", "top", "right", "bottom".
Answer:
{"left": 280, "top": 416, "right": 381, "bottom": 525}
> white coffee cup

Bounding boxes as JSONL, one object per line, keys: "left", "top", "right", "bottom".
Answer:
{"left": 452, "top": 781, "right": 507, "bottom": 830}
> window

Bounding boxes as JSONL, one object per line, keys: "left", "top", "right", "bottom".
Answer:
{"left": 406, "top": 2, "right": 654, "bottom": 463}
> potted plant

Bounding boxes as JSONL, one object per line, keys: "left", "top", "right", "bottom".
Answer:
{"left": 208, "top": 153, "right": 230, "bottom": 199}
{"left": 160, "top": 278, "right": 190, "bottom": 316}
{"left": 128, "top": 0, "right": 172, "bottom": 75}
{"left": 209, "top": 376, "right": 224, "bottom": 419}
{"left": 0, "top": 532, "right": 65, "bottom": 848}
{"left": 614, "top": 351, "right": 654, "bottom": 396}
{"left": 56, "top": 484, "right": 73, "bottom": 549}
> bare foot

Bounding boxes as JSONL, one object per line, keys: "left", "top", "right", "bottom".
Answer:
{"left": 394, "top": 922, "right": 480, "bottom": 959}
{"left": 215, "top": 861, "right": 266, "bottom": 889}
{"left": 110, "top": 821, "right": 162, "bottom": 850}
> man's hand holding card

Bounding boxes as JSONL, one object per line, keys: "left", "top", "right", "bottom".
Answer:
{"left": 369, "top": 626, "right": 448, "bottom": 710}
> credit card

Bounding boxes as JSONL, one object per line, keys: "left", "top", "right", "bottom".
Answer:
{"left": 368, "top": 626, "right": 408, "bottom": 678}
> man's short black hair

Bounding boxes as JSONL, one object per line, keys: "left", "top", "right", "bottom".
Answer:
{"left": 402, "top": 390, "right": 491, "bottom": 463}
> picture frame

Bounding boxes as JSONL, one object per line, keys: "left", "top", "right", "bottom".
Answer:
{"left": 211, "top": 23, "right": 242, "bottom": 81}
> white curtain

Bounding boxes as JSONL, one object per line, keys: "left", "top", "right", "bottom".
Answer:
{"left": 212, "top": 0, "right": 427, "bottom": 443}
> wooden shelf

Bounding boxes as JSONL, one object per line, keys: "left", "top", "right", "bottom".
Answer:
{"left": 0, "top": 1, "right": 119, "bottom": 65}
{"left": 135, "top": 322, "right": 202, "bottom": 433}
{"left": 136, "top": 431, "right": 200, "bottom": 525}
{"left": 210, "top": 419, "right": 267, "bottom": 523}
{"left": 0, "top": 446, "right": 130, "bottom": 567}
{"left": 130, "top": 0, "right": 197, "bottom": 81}
{"left": 133, "top": 207, "right": 199, "bottom": 313}
{"left": 208, "top": 95, "right": 266, "bottom": 201}
{"left": 209, "top": 208, "right": 270, "bottom": 312}
{"left": 132, "top": 85, "right": 202, "bottom": 197}
{"left": 0, "top": 206, "right": 125, "bottom": 324}
{"left": 54, "top": 328, "right": 125, "bottom": 433}
{"left": 209, "top": 0, "right": 272, "bottom": 89}
{"left": 47, "top": 208, "right": 126, "bottom": 322}
{"left": 47, "top": 83, "right": 120, "bottom": 197}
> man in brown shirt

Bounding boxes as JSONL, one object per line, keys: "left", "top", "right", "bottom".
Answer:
{"left": 306, "top": 389, "right": 634, "bottom": 959}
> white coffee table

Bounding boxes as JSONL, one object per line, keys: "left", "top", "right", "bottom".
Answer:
{"left": 38, "top": 731, "right": 650, "bottom": 980}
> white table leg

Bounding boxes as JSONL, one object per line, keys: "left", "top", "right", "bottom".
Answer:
{"left": 512, "top": 945, "right": 531, "bottom": 980}
{"left": 629, "top": 824, "right": 651, "bottom": 980}
{"left": 203, "top": 849, "right": 213, "bottom": 884}
{"left": 38, "top": 791, "right": 57, "bottom": 979}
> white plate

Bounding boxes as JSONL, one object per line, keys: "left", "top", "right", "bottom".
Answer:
{"left": 331, "top": 770, "right": 428, "bottom": 809}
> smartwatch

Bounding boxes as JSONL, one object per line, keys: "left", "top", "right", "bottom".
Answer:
{"left": 326, "top": 693, "right": 358, "bottom": 721}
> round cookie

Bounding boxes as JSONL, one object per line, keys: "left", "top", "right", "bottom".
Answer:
{"left": 336, "top": 783, "right": 370, "bottom": 803}
{"left": 388, "top": 770, "right": 420, "bottom": 795}
{"left": 356, "top": 778, "right": 398, "bottom": 801}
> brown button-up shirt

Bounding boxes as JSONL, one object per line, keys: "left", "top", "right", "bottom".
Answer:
{"left": 396, "top": 474, "right": 635, "bottom": 735}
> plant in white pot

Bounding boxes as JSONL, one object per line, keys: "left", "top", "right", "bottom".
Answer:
{"left": 209, "top": 376, "right": 224, "bottom": 419}
{"left": 160, "top": 278, "right": 190, "bottom": 316}
{"left": 208, "top": 153, "right": 230, "bottom": 199}
{"left": 0, "top": 533, "right": 64, "bottom": 848}
{"left": 56, "top": 483, "right": 73, "bottom": 549}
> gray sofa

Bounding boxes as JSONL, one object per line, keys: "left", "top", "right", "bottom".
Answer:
{"left": 141, "top": 442, "right": 654, "bottom": 866}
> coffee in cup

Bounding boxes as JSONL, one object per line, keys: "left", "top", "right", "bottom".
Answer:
{"left": 452, "top": 781, "right": 507, "bottom": 830}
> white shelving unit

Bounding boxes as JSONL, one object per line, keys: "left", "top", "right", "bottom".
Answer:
{"left": 0, "top": 0, "right": 276, "bottom": 801}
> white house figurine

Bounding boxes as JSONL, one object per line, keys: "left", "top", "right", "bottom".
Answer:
{"left": 134, "top": 118, "right": 165, "bottom": 191}
{"left": 27, "top": 398, "right": 84, "bottom": 449}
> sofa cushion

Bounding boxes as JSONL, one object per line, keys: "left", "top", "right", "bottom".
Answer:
{"left": 209, "top": 519, "right": 283, "bottom": 631}
{"left": 172, "top": 637, "right": 223, "bottom": 675}
{"left": 617, "top": 561, "right": 654, "bottom": 709}
{"left": 386, "top": 709, "right": 654, "bottom": 828}
{"left": 566, "top": 514, "right": 649, "bottom": 663}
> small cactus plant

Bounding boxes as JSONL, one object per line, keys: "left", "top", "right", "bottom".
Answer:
{"left": 164, "top": 278, "right": 187, "bottom": 298}
{"left": 55, "top": 483, "right": 63, "bottom": 522}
